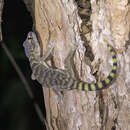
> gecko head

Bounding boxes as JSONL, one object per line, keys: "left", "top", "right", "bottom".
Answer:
{"left": 23, "top": 31, "right": 41, "bottom": 58}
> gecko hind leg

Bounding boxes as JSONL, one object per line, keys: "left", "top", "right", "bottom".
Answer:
{"left": 53, "top": 88, "right": 63, "bottom": 104}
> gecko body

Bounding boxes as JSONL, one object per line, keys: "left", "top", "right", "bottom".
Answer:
{"left": 23, "top": 32, "right": 117, "bottom": 93}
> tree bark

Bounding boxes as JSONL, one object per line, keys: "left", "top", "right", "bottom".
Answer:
{"left": 24, "top": 0, "right": 130, "bottom": 130}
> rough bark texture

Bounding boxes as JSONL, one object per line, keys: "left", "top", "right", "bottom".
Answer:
{"left": 24, "top": 0, "right": 130, "bottom": 130}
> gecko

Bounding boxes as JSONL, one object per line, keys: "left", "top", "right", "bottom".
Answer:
{"left": 23, "top": 32, "right": 117, "bottom": 97}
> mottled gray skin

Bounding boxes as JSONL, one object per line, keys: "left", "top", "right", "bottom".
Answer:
{"left": 23, "top": 32, "right": 76, "bottom": 96}
{"left": 23, "top": 32, "right": 117, "bottom": 97}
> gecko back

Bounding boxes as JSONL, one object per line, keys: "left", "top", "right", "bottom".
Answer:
{"left": 23, "top": 32, "right": 117, "bottom": 92}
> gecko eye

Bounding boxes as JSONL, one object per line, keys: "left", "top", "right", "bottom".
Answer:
{"left": 27, "top": 36, "right": 33, "bottom": 43}
{"left": 28, "top": 36, "right": 32, "bottom": 40}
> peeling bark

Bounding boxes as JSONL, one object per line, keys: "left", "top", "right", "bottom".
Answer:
{"left": 24, "top": 0, "right": 130, "bottom": 130}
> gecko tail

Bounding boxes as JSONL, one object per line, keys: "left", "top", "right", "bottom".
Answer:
{"left": 72, "top": 40, "right": 118, "bottom": 91}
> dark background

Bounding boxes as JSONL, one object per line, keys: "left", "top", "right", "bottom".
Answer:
{"left": 0, "top": 0, "right": 46, "bottom": 129}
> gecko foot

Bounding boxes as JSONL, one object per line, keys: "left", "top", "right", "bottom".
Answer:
{"left": 53, "top": 88, "right": 63, "bottom": 104}
{"left": 71, "top": 42, "right": 79, "bottom": 51}
{"left": 53, "top": 95, "right": 63, "bottom": 104}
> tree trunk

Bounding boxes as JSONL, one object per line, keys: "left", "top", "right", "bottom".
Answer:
{"left": 24, "top": 0, "right": 130, "bottom": 130}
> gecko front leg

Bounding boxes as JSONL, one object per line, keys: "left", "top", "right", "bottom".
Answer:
{"left": 64, "top": 42, "right": 79, "bottom": 78}
{"left": 40, "top": 41, "right": 55, "bottom": 62}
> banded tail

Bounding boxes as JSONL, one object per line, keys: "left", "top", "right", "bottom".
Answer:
{"left": 72, "top": 41, "right": 117, "bottom": 91}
